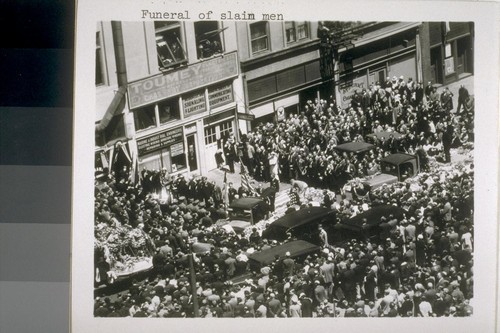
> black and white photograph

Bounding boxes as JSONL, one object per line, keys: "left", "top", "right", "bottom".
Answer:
{"left": 72, "top": 1, "right": 499, "bottom": 332}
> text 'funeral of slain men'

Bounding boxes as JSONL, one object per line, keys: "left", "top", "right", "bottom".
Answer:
{"left": 141, "top": 10, "right": 284, "bottom": 21}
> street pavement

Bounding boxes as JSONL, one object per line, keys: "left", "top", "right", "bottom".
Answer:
{"left": 435, "top": 74, "right": 474, "bottom": 98}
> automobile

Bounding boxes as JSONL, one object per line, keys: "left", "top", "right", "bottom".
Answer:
{"left": 248, "top": 240, "right": 320, "bottom": 271}
{"left": 334, "top": 142, "right": 376, "bottom": 157}
{"left": 262, "top": 204, "right": 406, "bottom": 248}
{"left": 363, "top": 153, "right": 420, "bottom": 189}
{"left": 333, "top": 204, "right": 406, "bottom": 243}
{"left": 222, "top": 197, "right": 270, "bottom": 233}
{"left": 261, "top": 206, "right": 336, "bottom": 245}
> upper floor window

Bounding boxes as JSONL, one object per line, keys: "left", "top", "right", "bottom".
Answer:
{"left": 155, "top": 21, "right": 187, "bottom": 69}
{"left": 250, "top": 21, "right": 269, "bottom": 54}
{"left": 96, "top": 31, "right": 105, "bottom": 85}
{"left": 158, "top": 99, "right": 180, "bottom": 124}
{"left": 195, "top": 21, "right": 224, "bottom": 59}
{"left": 285, "top": 21, "right": 309, "bottom": 44}
{"left": 134, "top": 99, "right": 181, "bottom": 132}
{"left": 134, "top": 104, "right": 156, "bottom": 131}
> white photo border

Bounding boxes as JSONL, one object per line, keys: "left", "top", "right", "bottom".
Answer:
{"left": 72, "top": 0, "right": 500, "bottom": 332}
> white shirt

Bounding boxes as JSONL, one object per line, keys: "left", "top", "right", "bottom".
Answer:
{"left": 419, "top": 301, "right": 433, "bottom": 317}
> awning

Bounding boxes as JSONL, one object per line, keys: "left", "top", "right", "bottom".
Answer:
{"left": 95, "top": 86, "right": 127, "bottom": 132}
{"left": 339, "top": 22, "right": 421, "bottom": 52}
{"left": 250, "top": 102, "right": 274, "bottom": 119}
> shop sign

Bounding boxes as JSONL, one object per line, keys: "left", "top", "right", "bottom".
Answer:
{"left": 275, "top": 106, "right": 286, "bottom": 122}
{"left": 444, "top": 57, "right": 455, "bottom": 76}
{"left": 337, "top": 76, "right": 367, "bottom": 109}
{"left": 203, "top": 109, "right": 234, "bottom": 125}
{"left": 237, "top": 112, "right": 255, "bottom": 121}
{"left": 128, "top": 52, "right": 238, "bottom": 109}
{"left": 208, "top": 84, "right": 234, "bottom": 109}
{"left": 170, "top": 142, "right": 184, "bottom": 157}
{"left": 137, "top": 127, "right": 183, "bottom": 155}
{"left": 183, "top": 92, "right": 206, "bottom": 117}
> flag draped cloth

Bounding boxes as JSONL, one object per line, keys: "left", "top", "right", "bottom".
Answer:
{"left": 239, "top": 157, "right": 257, "bottom": 196}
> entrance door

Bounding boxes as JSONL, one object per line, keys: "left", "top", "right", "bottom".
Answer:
{"left": 456, "top": 37, "right": 471, "bottom": 75}
{"left": 186, "top": 134, "right": 198, "bottom": 172}
{"left": 204, "top": 119, "right": 235, "bottom": 171}
{"left": 430, "top": 47, "right": 443, "bottom": 84}
{"left": 204, "top": 124, "right": 218, "bottom": 171}
{"left": 368, "top": 68, "right": 386, "bottom": 86}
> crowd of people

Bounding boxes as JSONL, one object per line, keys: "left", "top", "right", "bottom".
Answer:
{"left": 94, "top": 77, "right": 474, "bottom": 318}
{"left": 218, "top": 77, "right": 473, "bottom": 190}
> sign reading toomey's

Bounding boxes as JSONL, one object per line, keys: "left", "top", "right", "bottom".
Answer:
{"left": 128, "top": 52, "right": 239, "bottom": 109}
{"left": 137, "top": 127, "right": 184, "bottom": 156}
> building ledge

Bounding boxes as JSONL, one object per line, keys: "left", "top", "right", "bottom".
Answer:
{"left": 241, "top": 39, "right": 320, "bottom": 72}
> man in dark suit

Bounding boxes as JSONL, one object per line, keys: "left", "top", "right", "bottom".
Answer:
{"left": 227, "top": 182, "right": 237, "bottom": 203}
{"left": 456, "top": 85, "right": 470, "bottom": 113}
{"left": 442, "top": 124, "right": 454, "bottom": 163}
{"left": 269, "top": 175, "right": 280, "bottom": 212}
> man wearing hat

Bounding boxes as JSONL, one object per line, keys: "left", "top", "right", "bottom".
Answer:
{"left": 283, "top": 251, "right": 295, "bottom": 277}
{"left": 318, "top": 224, "right": 329, "bottom": 249}
{"left": 314, "top": 280, "right": 328, "bottom": 306}
{"left": 456, "top": 84, "right": 470, "bottom": 113}
{"left": 227, "top": 182, "right": 237, "bottom": 204}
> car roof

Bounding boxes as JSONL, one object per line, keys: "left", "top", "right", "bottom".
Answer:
{"left": 337, "top": 204, "right": 406, "bottom": 230}
{"left": 229, "top": 197, "right": 264, "bottom": 209}
{"left": 334, "top": 142, "right": 375, "bottom": 153}
{"left": 380, "top": 153, "right": 416, "bottom": 165}
{"left": 270, "top": 207, "right": 334, "bottom": 229}
{"left": 248, "top": 240, "right": 320, "bottom": 265}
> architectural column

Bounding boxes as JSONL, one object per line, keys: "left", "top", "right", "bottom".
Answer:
{"left": 419, "top": 23, "right": 432, "bottom": 85}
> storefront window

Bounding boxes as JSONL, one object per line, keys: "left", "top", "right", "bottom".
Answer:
{"left": 195, "top": 21, "right": 224, "bottom": 59}
{"left": 138, "top": 127, "right": 187, "bottom": 173}
{"left": 170, "top": 142, "right": 187, "bottom": 172}
{"left": 140, "top": 147, "right": 187, "bottom": 173}
{"left": 204, "top": 125, "right": 217, "bottom": 145}
{"left": 158, "top": 98, "right": 180, "bottom": 124}
{"left": 250, "top": 21, "right": 269, "bottom": 54}
{"left": 155, "top": 21, "right": 187, "bottom": 69}
{"left": 285, "top": 21, "right": 309, "bottom": 44}
{"left": 134, "top": 105, "right": 156, "bottom": 131}
{"left": 220, "top": 120, "right": 234, "bottom": 141}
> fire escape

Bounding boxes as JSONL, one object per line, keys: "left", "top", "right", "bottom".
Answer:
{"left": 318, "top": 22, "right": 368, "bottom": 91}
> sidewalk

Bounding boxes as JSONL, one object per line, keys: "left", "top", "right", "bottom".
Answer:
{"left": 435, "top": 74, "right": 474, "bottom": 100}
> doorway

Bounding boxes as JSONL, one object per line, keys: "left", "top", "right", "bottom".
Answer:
{"left": 456, "top": 37, "right": 472, "bottom": 75}
{"left": 369, "top": 67, "right": 386, "bottom": 86}
{"left": 204, "top": 119, "right": 235, "bottom": 171}
{"left": 186, "top": 134, "right": 198, "bottom": 172}
{"left": 430, "top": 46, "right": 443, "bottom": 84}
